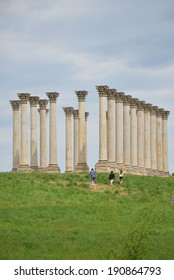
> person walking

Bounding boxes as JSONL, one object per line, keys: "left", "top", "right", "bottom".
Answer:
{"left": 108, "top": 170, "right": 115, "bottom": 186}
{"left": 89, "top": 168, "right": 96, "bottom": 187}
{"left": 119, "top": 169, "right": 124, "bottom": 184}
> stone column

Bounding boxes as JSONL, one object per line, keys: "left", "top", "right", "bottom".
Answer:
{"left": 29, "top": 96, "right": 39, "bottom": 171}
{"left": 144, "top": 103, "right": 151, "bottom": 175}
{"left": 46, "top": 92, "right": 60, "bottom": 172}
{"left": 9, "top": 100, "right": 21, "bottom": 171}
{"left": 38, "top": 99, "right": 48, "bottom": 171}
{"left": 130, "top": 98, "right": 138, "bottom": 174}
{"left": 123, "top": 95, "right": 131, "bottom": 172}
{"left": 85, "top": 112, "right": 89, "bottom": 163}
{"left": 75, "top": 90, "right": 89, "bottom": 172}
{"left": 150, "top": 106, "right": 158, "bottom": 175}
{"left": 156, "top": 109, "right": 164, "bottom": 175}
{"left": 95, "top": 85, "right": 108, "bottom": 172}
{"left": 162, "top": 110, "right": 170, "bottom": 176}
{"left": 107, "top": 89, "right": 115, "bottom": 170}
{"left": 17, "top": 93, "right": 30, "bottom": 171}
{"left": 115, "top": 92, "right": 124, "bottom": 170}
{"left": 63, "top": 107, "right": 74, "bottom": 173}
{"left": 73, "top": 110, "right": 79, "bottom": 170}
{"left": 137, "top": 101, "right": 145, "bottom": 174}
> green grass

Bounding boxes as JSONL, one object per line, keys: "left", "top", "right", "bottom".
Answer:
{"left": 0, "top": 172, "right": 174, "bottom": 260}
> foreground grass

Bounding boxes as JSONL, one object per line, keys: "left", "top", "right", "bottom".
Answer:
{"left": 0, "top": 172, "right": 174, "bottom": 260}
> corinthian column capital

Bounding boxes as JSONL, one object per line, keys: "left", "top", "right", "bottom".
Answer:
{"left": 115, "top": 92, "right": 124, "bottom": 103}
{"left": 38, "top": 99, "right": 48, "bottom": 110}
{"left": 17, "top": 93, "right": 30, "bottom": 104}
{"left": 29, "top": 96, "right": 40, "bottom": 107}
{"left": 123, "top": 95, "right": 132, "bottom": 106}
{"left": 9, "top": 100, "right": 21, "bottom": 111}
{"left": 107, "top": 88, "right": 116, "bottom": 100}
{"left": 46, "top": 92, "right": 60, "bottom": 103}
{"left": 85, "top": 112, "right": 89, "bottom": 121}
{"left": 137, "top": 100, "right": 145, "bottom": 111}
{"left": 73, "top": 109, "right": 79, "bottom": 119}
{"left": 162, "top": 110, "right": 170, "bottom": 120}
{"left": 63, "top": 107, "right": 74, "bottom": 116}
{"left": 75, "top": 90, "right": 88, "bottom": 101}
{"left": 96, "top": 85, "right": 109, "bottom": 97}
{"left": 150, "top": 106, "right": 158, "bottom": 116}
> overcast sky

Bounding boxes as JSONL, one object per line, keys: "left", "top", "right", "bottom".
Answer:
{"left": 0, "top": 0, "right": 174, "bottom": 173}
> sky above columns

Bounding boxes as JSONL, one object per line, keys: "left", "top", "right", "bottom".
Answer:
{"left": 1, "top": 0, "right": 174, "bottom": 173}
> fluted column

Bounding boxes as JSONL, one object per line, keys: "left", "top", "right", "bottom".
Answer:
{"left": 123, "top": 95, "right": 131, "bottom": 172}
{"left": 95, "top": 85, "right": 108, "bottom": 172}
{"left": 130, "top": 98, "right": 138, "bottom": 173}
{"left": 156, "top": 109, "right": 164, "bottom": 175}
{"left": 38, "top": 99, "right": 48, "bottom": 171}
{"left": 9, "top": 100, "right": 21, "bottom": 171}
{"left": 107, "top": 89, "right": 115, "bottom": 170}
{"left": 29, "top": 96, "right": 39, "bottom": 171}
{"left": 85, "top": 112, "right": 89, "bottom": 164}
{"left": 162, "top": 110, "right": 170, "bottom": 176}
{"left": 46, "top": 92, "right": 60, "bottom": 172}
{"left": 137, "top": 101, "right": 145, "bottom": 174}
{"left": 144, "top": 103, "right": 151, "bottom": 174}
{"left": 150, "top": 106, "right": 158, "bottom": 174}
{"left": 17, "top": 93, "right": 30, "bottom": 171}
{"left": 73, "top": 110, "right": 79, "bottom": 170}
{"left": 115, "top": 92, "right": 124, "bottom": 170}
{"left": 75, "top": 90, "right": 89, "bottom": 172}
{"left": 63, "top": 107, "right": 74, "bottom": 173}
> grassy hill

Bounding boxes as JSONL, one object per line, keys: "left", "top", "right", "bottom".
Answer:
{"left": 0, "top": 172, "right": 174, "bottom": 260}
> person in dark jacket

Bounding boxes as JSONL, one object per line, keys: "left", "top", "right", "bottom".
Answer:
{"left": 89, "top": 168, "right": 96, "bottom": 187}
{"left": 108, "top": 170, "right": 115, "bottom": 186}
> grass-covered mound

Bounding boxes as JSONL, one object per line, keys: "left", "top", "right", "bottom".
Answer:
{"left": 0, "top": 172, "right": 174, "bottom": 260}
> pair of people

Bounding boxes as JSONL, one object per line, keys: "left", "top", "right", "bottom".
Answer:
{"left": 109, "top": 169, "right": 124, "bottom": 186}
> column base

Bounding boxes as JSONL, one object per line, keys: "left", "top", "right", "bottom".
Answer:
{"left": 116, "top": 163, "right": 125, "bottom": 173}
{"left": 145, "top": 168, "right": 151, "bottom": 176}
{"left": 150, "top": 169, "right": 159, "bottom": 176}
{"left": 107, "top": 162, "right": 117, "bottom": 172}
{"left": 124, "top": 164, "right": 132, "bottom": 173}
{"left": 12, "top": 168, "right": 18, "bottom": 172}
{"left": 136, "top": 167, "right": 146, "bottom": 175}
{"left": 17, "top": 165, "right": 31, "bottom": 172}
{"left": 65, "top": 170, "right": 73, "bottom": 173}
{"left": 75, "top": 162, "right": 89, "bottom": 173}
{"left": 39, "top": 167, "right": 48, "bottom": 172}
{"left": 131, "top": 166, "right": 138, "bottom": 175}
{"left": 47, "top": 164, "right": 60, "bottom": 173}
{"left": 30, "top": 166, "right": 39, "bottom": 172}
{"left": 95, "top": 160, "right": 108, "bottom": 172}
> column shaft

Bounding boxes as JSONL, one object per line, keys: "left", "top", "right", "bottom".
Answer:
{"left": 95, "top": 85, "right": 108, "bottom": 172}
{"left": 130, "top": 99, "right": 138, "bottom": 173}
{"left": 107, "top": 89, "right": 115, "bottom": 168}
{"left": 137, "top": 101, "right": 145, "bottom": 174}
{"left": 162, "top": 111, "right": 170, "bottom": 175}
{"left": 9, "top": 100, "right": 20, "bottom": 171}
{"left": 156, "top": 109, "right": 163, "bottom": 174}
{"left": 150, "top": 107, "right": 158, "bottom": 173}
{"left": 29, "top": 96, "right": 39, "bottom": 171}
{"left": 115, "top": 92, "right": 124, "bottom": 169}
{"left": 63, "top": 107, "right": 74, "bottom": 172}
{"left": 46, "top": 92, "right": 60, "bottom": 172}
{"left": 144, "top": 104, "right": 151, "bottom": 174}
{"left": 123, "top": 95, "right": 131, "bottom": 171}
{"left": 38, "top": 99, "right": 48, "bottom": 171}
{"left": 17, "top": 93, "right": 30, "bottom": 171}
{"left": 75, "top": 91, "right": 89, "bottom": 172}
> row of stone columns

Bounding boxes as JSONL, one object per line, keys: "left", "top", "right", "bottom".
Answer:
{"left": 63, "top": 91, "right": 89, "bottom": 173}
{"left": 95, "top": 86, "right": 170, "bottom": 176}
{"left": 9, "top": 92, "right": 60, "bottom": 172}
